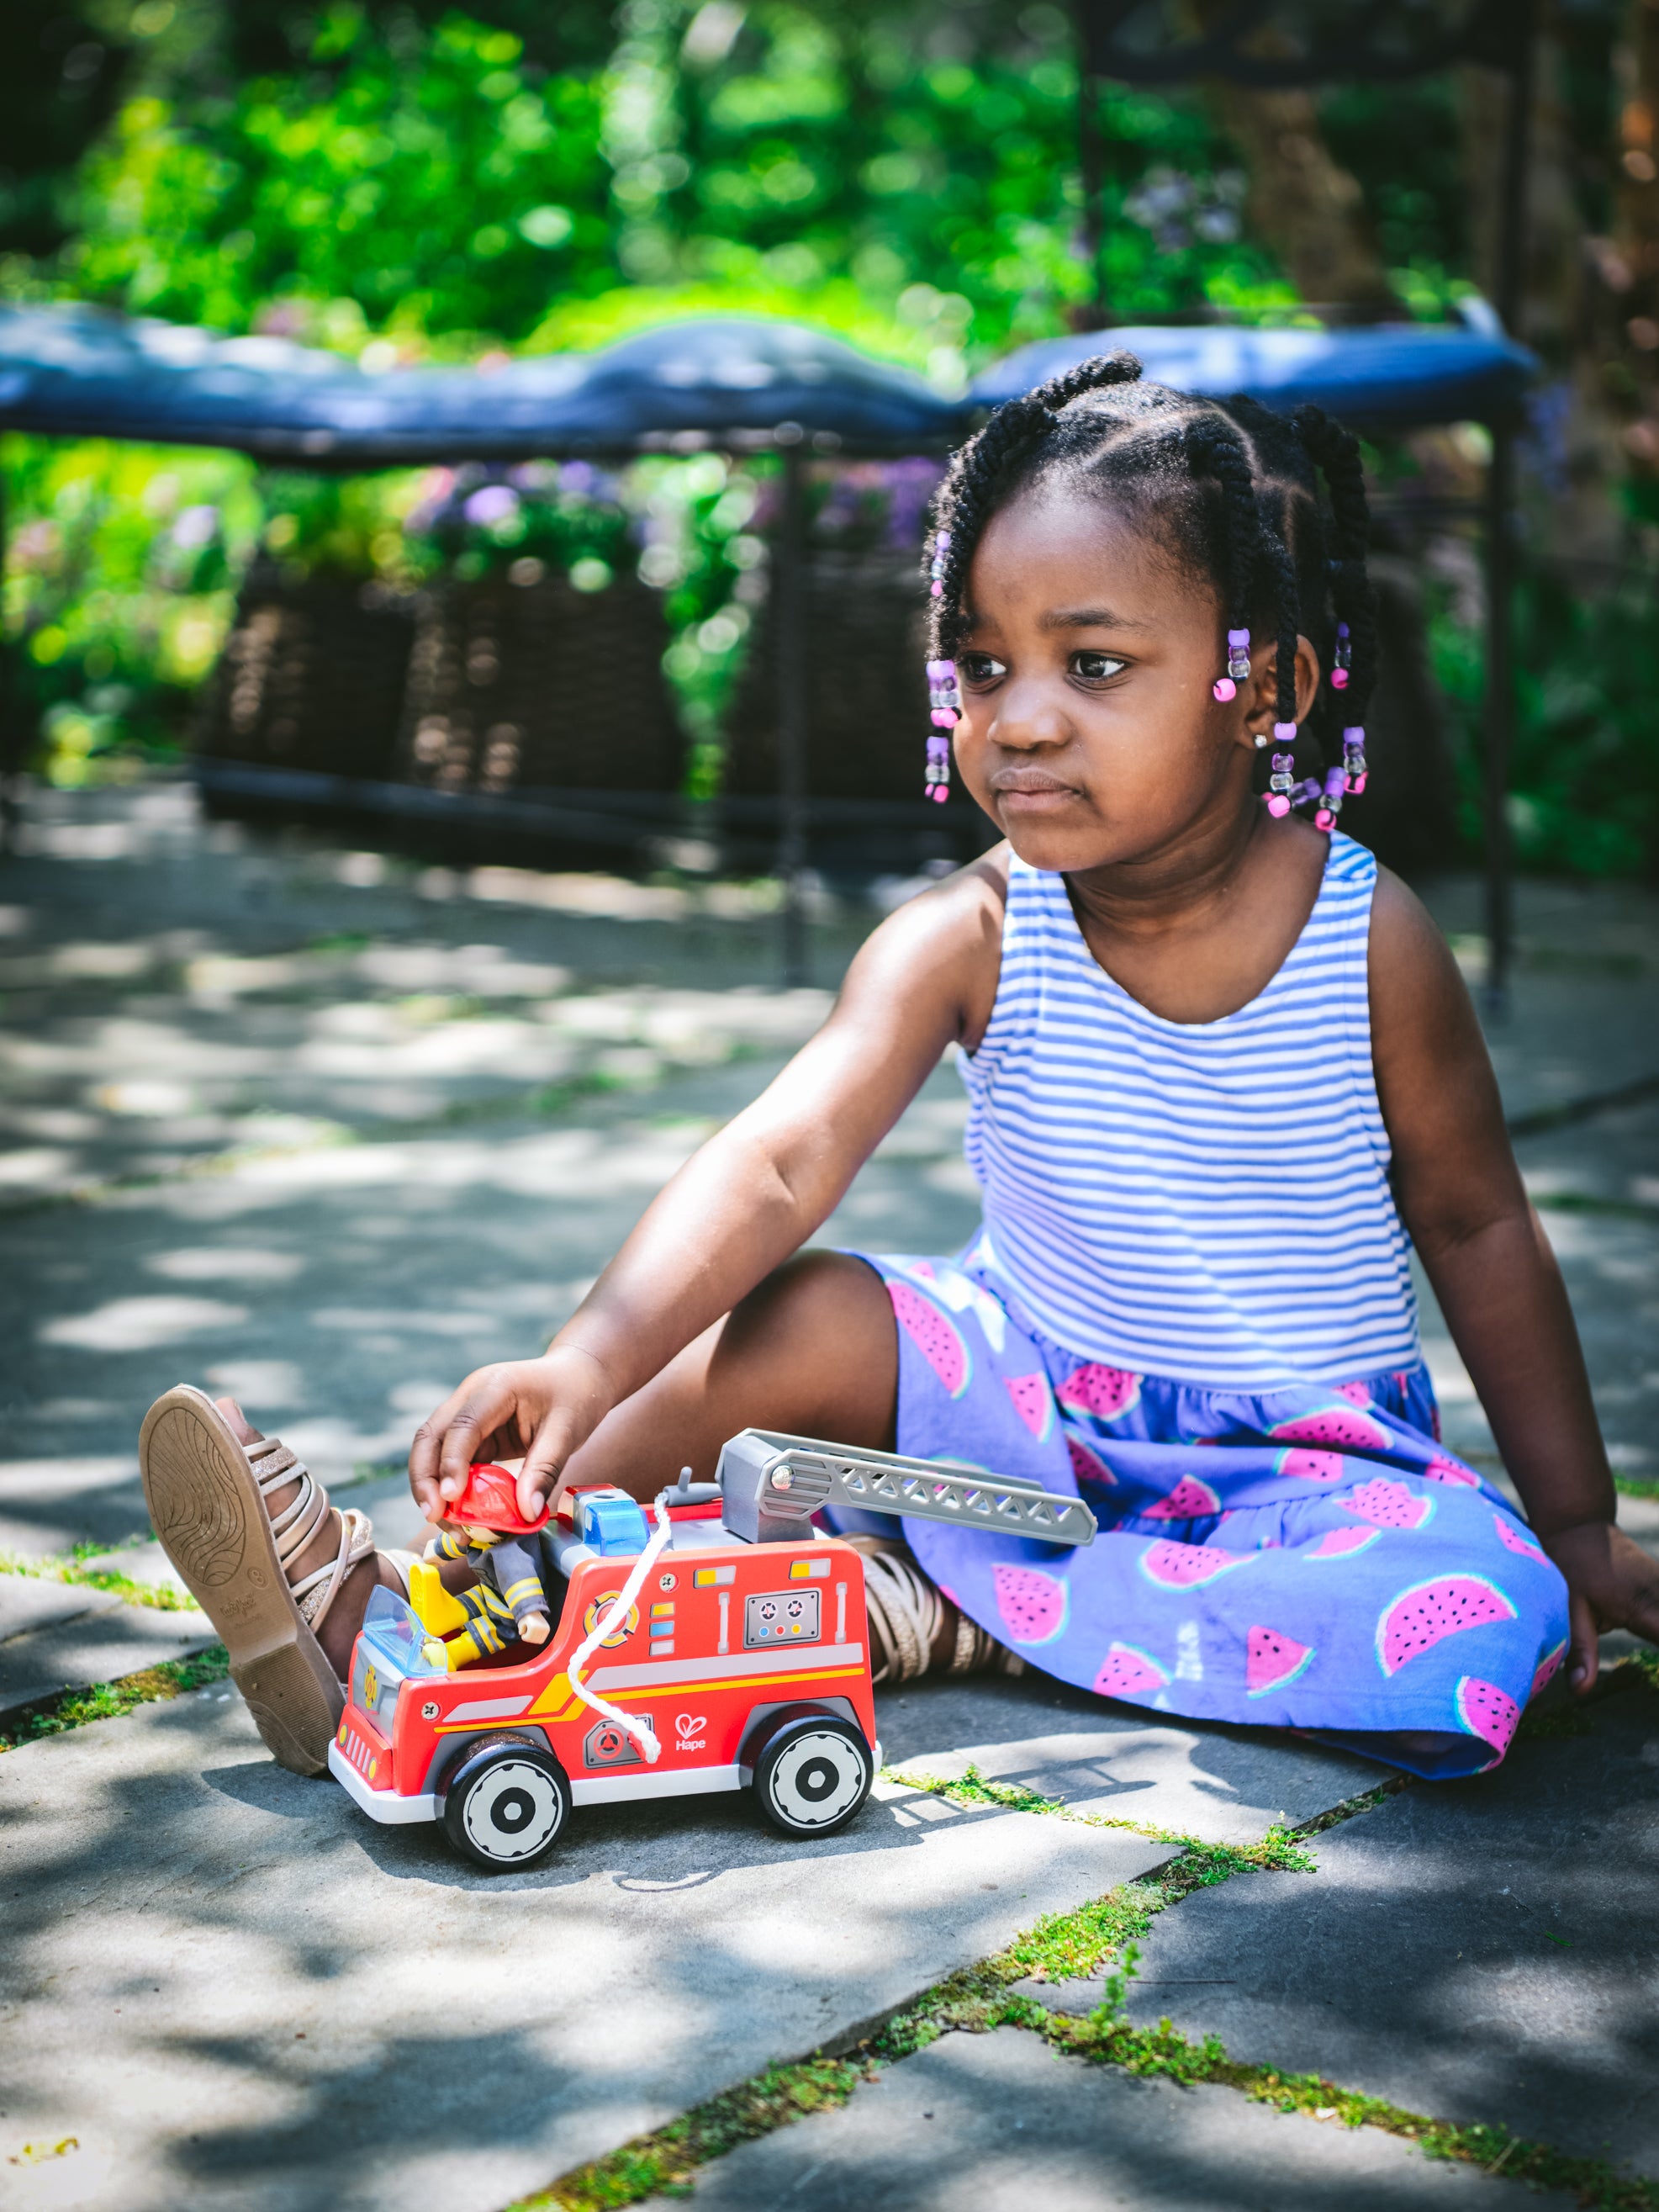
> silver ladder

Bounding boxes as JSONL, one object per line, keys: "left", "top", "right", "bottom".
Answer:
{"left": 715, "top": 1428, "right": 1096, "bottom": 1548}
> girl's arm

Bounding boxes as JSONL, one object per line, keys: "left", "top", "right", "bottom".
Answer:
{"left": 1369, "top": 871, "right": 1659, "bottom": 1691}
{"left": 407, "top": 859, "right": 1006, "bottom": 1518}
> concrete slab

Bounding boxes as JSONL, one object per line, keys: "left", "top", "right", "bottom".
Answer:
{"left": 0, "top": 1571, "right": 124, "bottom": 1642}
{"left": 876, "top": 1675, "right": 1389, "bottom": 1846}
{"left": 0, "top": 1595, "right": 216, "bottom": 1712}
{"left": 1028, "top": 1689, "right": 1659, "bottom": 2174}
{"left": 0, "top": 1690, "right": 1174, "bottom": 2212}
{"left": 637, "top": 2024, "right": 1574, "bottom": 2211}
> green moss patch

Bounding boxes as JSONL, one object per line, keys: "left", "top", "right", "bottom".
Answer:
{"left": 0, "top": 1645, "right": 230, "bottom": 1753}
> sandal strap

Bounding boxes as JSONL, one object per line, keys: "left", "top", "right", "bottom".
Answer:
{"left": 249, "top": 1438, "right": 300, "bottom": 1487}
{"left": 267, "top": 1472, "right": 330, "bottom": 1567}
{"left": 245, "top": 1435, "right": 332, "bottom": 1569}
{"left": 293, "top": 1507, "right": 374, "bottom": 1631}
{"left": 853, "top": 1538, "right": 941, "bottom": 1685}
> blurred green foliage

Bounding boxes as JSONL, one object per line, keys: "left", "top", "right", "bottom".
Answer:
{"left": 1433, "top": 560, "right": 1659, "bottom": 880}
{"left": 0, "top": 0, "right": 1651, "bottom": 874}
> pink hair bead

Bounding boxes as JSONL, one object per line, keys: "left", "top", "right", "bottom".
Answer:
{"left": 1212, "top": 677, "right": 1237, "bottom": 702}
{"left": 1315, "top": 807, "right": 1334, "bottom": 830}
{"left": 1273, "top": 722, "right": 1297, "bottom": 742}
{"left": 930, "top": 579, "right": 943, "bottom": 596}
{"left": 1266, "top": 794, "right": 1291, "bottom": 818}
{"left": 1331, "top": 668, "right": 1350, "bottom": 690}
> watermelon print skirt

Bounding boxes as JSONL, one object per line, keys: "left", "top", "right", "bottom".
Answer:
{"left": 832, "top": 1250, "right": 1571, "bottom": 1781}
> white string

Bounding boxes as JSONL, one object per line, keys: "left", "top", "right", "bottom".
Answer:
{"left": 564, "top": 1495, "right": 673, "bottom": 1765}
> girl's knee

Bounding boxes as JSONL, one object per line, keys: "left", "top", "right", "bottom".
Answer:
{"left": 730, "top": 1250, "right": 890, "bottom": 1341}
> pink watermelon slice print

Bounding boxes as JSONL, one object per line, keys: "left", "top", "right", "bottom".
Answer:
{"left": 1066, "top": 1435, "right": 1117, "bottom": 1488}
{"left": 1271, "top": 1405, "right": 1391, "bottom": 1453}
{"left": 1334, "top": 1382, "right": 1372, "bottom": 1409}
{"left": 1142, "top": 1474, "right": 1223, "bottom": 1521}
{"left": 1339, "top": 1476, "right": 1433, "bottom": 1531}
{"left": 1276, "top": 1447, "right": 1345, "bottom": 1484}
{"left": 1307, "top": 1526, "right": 1382, "bottom": 1560}
{"left": 1493, "top": 1514, "right": 1548, "bottom": 1564}
{"left": 1422, "top": 1456, "right": 1479, "bottom": 1488}
{"left": 1004, "top": 1373, "right": 1054, "bottom": 1442}
{"left": 1246, "top": 1625, "right": 1315, "bottom": 1696}
{"left": 1057, "top": 1363, "right": 1141, "bottom": 1422}
{"left": 993, "top": 1563, "right": 1070, "bottom": 1644}
{"left": 1093, "top": 1641, "right": 1170, "bottom": 1698}
{"left": 1140, "top": 1537, "right": 1250, "bottom": 1589}
{"left": 888, "top": 1282, "right": 971, "bottom": 1399}
{"left": 1530, "top": 1640, "right": 1567, "bottom": 1699}
{"left": 1376, "top": 1574, "right": 1517, "bottom": 1675}
{"left": 1456, "top": 1675, "right": 1520, "bottom": 1768}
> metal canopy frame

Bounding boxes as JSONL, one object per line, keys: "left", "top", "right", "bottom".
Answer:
{"left": 0, "top": 317, "right": 970, "bottom": 982}
{"left": 1073, "top": 0, "right": 1538, "bottom": 1003}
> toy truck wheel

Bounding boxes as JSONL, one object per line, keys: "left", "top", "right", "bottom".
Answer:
{"left": 752, "top": 1714, "right": 872, "bottom": 1838}
{"left": 441, "top": 1735, "right": 571, "bottom": 1869}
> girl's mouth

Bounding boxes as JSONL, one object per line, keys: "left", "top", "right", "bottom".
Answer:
{"left": 992, "top": 774, "right": 1080, "bottom": 813}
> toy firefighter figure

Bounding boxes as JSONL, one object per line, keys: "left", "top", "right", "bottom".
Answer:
{"left": 407, "top": 1462, "right": 552, "bottom": 1670}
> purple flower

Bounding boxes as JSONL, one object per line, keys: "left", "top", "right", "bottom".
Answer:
{"left": 172, "top": 505, "right": 219, "bottom": 550}
{"left": 464, "top": 485, "right": 520, "bottom": 527}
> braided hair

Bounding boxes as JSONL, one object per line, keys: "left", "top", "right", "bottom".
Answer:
{"left": 924, "top": 357, "right": 1377, "bottom": 823}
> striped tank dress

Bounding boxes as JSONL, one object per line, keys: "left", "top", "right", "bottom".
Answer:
{"left": 838, "top": 834, "right": 1568, "bottom": 1779}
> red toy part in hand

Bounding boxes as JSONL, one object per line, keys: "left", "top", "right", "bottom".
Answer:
{"left": 452, "top": 1462, "right": 552, "bottom": 1536}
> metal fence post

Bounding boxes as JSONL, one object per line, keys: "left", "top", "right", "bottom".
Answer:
{"left": 774, "top": 440, "right": 809, "bottom": 987}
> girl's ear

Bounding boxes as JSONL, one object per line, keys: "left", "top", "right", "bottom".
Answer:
{"left": 1240, "top": 632, "right": 1323, "bottom": 747}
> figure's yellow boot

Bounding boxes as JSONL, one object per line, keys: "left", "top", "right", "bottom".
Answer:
{"left": 408, "top": 1559, "right": 469, "bottom": 1636}
{"left": 436, "top": 1625, "right": 494, "bottom": 1671}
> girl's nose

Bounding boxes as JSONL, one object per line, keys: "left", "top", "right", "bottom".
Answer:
{"left": 986, "top": 677, "right": 1071, "bottom": 754}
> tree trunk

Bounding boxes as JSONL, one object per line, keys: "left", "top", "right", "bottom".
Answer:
{"left": 1207, "top": 82, "right": 1397, "bottom": 315}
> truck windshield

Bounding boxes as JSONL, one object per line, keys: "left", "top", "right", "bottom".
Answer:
{"left": 360, "top": 1585, "right": 449, "bottom": 1680}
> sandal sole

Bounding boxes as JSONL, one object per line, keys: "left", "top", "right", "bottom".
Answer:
{"left": 138, "top": 1385, "right": 343, "bottom": 1776}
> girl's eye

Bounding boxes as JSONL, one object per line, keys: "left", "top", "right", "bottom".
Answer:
{"left": 958, "top": 654, "right": 1006, "bottom": 684}
{"left": 1072, "top": 651, "right": 1126, "bottom": 682}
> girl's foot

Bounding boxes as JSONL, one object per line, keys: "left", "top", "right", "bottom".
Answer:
{"left": 848, "top": 1535, "right": 1024, "bottom": 1685}
{"left": 138, "top": 1384, "right": 404, "bottom": 1775}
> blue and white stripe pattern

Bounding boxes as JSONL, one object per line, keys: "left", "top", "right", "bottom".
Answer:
{"left": 959, "top": 832, "right": 1420, "bottom": 1389}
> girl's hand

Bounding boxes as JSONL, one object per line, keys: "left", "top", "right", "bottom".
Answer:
{"left": 407, "top": 1346, "right": 616, "bottom": 1524}
{"left": 1541, "top": 1521, "right": 1659, "bottom": 1694}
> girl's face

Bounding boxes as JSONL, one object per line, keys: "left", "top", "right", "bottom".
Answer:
{"left": 951, "top": 484, "right": 1298, "bottom": 873}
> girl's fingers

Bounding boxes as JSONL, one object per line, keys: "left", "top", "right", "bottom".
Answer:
{"left": 1567, "top": 1585, "right": 1600, "bottom": 1696}
{"left": 518, "top": 1415, "right": 568, "bottom": 1520}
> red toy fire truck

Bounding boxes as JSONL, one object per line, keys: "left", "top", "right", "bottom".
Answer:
{"left": 327, "top": 1429, "right": 1096, "bottom": 1870}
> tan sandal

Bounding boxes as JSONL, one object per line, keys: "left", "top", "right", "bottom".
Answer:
{"left": 848, "top": 1534, "right": 1025, "bottom": 1685}
{"left": 138, "top": 1385, "right": 376, "bottom": 1775}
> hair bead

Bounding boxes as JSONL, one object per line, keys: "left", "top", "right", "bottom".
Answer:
{"left": 923, "top": 659, "right": 959, "bottom": 802}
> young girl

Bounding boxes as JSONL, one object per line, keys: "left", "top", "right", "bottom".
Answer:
{"left": 140, "top": 356, "right": 1658, "bottom": 1783}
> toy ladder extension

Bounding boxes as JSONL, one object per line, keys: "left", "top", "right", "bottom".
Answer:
{"left": 716, "top": 1429, "right": 1096, "bottom": 1548}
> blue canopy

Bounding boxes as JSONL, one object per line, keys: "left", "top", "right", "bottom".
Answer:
{"left": 971, "top": 314, "right": 1536, "bottom": 430}
{"left": 0, "top": 305, "right": 960, "bottom": 461}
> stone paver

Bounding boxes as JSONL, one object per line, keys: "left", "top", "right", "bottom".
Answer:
{"left": 1026, "top": 1687, "right": 1659, "bottom": 2176}
{"left": 3, "top": 786, "right": 1658, "bottom": 2209}
{"left": 879, "top": 1675, "right": 1387, "bottom": 1845}
{"left": 637, "top": 2024, "right": 1575, "bottom": 2211}
{"left": 0, "top": 1690, "right": 1172, "bottom": 2212}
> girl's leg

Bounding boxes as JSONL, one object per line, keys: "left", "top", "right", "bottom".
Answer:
{"left": 557, "top": 1249, "right": 900, "bottom": 1496}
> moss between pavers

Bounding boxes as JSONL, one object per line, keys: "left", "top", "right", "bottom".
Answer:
{"left": 511, "top": 1753, "right": 1659, "bottom": 2212}
{"left": 0, "top": 1539, "right": 201, "bottom": 1615}
{"left": 0, "top": 1643, "right": 230, "bottom": 1752}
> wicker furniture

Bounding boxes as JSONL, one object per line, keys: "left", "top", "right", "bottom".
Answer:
{"left": 197, "top": 566, "right": 416, "bottom": 781}
{"left": 393, "top": 571, "right": 684, "bottom": 795}
{"left": 724, "top": 546, "right": 929, "bottom": 804}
